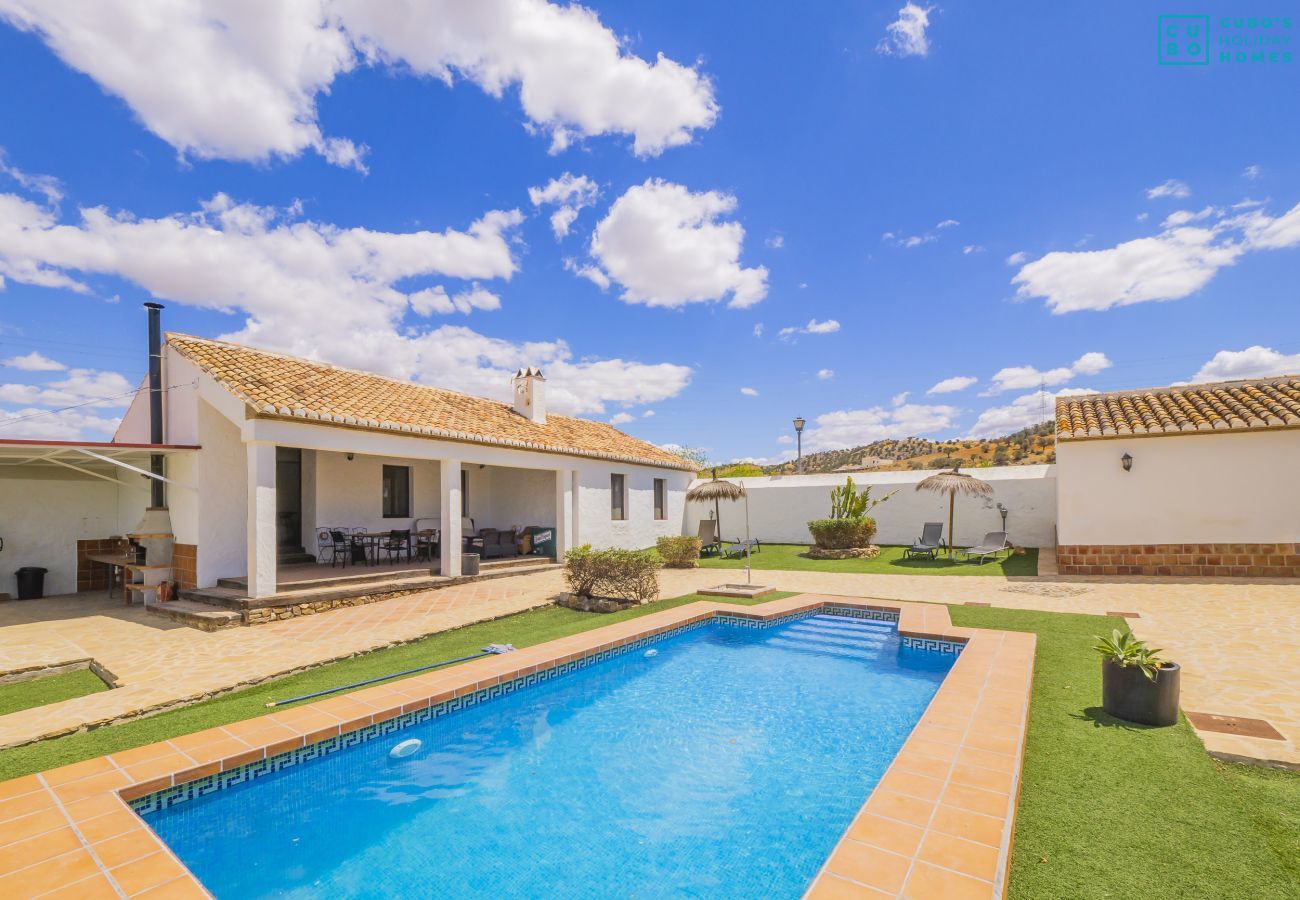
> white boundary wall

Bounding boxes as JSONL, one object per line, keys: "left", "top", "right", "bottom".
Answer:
{"left": 684, "top": 465, "right": 1057, "bottom": 548}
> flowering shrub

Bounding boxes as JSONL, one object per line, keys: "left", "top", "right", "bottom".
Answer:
{"left": 807, "top": 517, "right": 877, "bottom": 549}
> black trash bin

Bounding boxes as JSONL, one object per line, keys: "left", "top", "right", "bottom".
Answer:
{"left": 462, "top": 553, "right": 480, "bottom": 576}
{"left": 15, "top": 566, "right": 48, "bottom": 600}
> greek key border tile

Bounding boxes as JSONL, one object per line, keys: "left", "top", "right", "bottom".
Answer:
{"left": 131, "top": 605, "right": 952, "bottom": 815}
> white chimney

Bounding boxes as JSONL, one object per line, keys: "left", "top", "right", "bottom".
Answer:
{"left": 512, "top": 367, "right": 546, "bottom": 424}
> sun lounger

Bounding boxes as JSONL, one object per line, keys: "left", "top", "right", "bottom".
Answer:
{"left": 904, "top": 522, "right": 946, "bottom": 559}
{"left": 960, "top": 531, "right": 1010, "bottom": 564}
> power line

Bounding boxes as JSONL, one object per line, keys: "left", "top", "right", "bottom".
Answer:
{"left": 0, "top": 380, "right": 197, "bottom": 430}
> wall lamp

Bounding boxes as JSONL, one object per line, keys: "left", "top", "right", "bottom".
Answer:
{"left": 346, "top": 453, "right": 355, "bottom": 461}
{"left": 1121, "top": 452, "right": 1132, "bottom": 472}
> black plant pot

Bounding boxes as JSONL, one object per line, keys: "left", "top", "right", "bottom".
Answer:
{"left": 1101, "top": 659, "right": 1180, "bottom": 727}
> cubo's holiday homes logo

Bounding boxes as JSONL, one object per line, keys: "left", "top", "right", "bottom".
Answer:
{"left": 1159, "top": 14, "right": 1293, "bottom": 65}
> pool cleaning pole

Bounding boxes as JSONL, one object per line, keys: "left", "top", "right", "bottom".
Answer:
{"left": 264, "top": 645, "right": 515, "bottom": 708}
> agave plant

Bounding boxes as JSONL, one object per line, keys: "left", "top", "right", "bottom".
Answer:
{"left": 829, "top": 476, "right": 895, "bottom": 519}
{"left": 1093, "top": 629, "right": 1166, "bottom": 681}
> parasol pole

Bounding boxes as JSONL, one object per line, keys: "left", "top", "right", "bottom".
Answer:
{"left": 947, "top": 491, "right": 955, "bottom": 559}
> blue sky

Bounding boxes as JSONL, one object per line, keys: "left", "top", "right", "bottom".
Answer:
{"left": 0, "top": 2, "right": 1297, "bottom": 462}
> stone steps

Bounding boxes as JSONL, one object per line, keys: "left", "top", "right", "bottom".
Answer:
{"left": 145, "top": 600, "right": 241, "bottom": 631}
{"left": 179, "top": 562, "right": 563, "bottom": 626}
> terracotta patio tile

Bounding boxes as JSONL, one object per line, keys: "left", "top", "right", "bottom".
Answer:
{"left": 864, "top": 789, "right": 934, "bottom": 828}
{"left": 930, "top": 805, "right": 1006, "bottom": 848}
{"left": 0, "top": 826, "right": 82, "bottom": 873}
{"left": 942, "top": 782, "right": 1010, "bottom": 819}
{"left": 0, "top": 806, "right": 66, "bottom": 847}
{"left": 904, "top": 861, "right": 994, "bottom": 899}
{"left": 91, "top": 829, "right": 163, "bottom": 869}
{"left": 805, "top": 873, "right": 894, "bottom": 898}
{"left": 906, "top": 737, "right": 960, "bottom": 764}
{"left": 963, "top": 730, "right": 1019, "bottom": 757}
{"left": 132, "top": 875, "right": 211, "bottom": 899}
{"left": 110, "top": 851, "right": 189, "bottom": 896}
{"left": 956, "top": 746, "right": 1016, "bottom": 773}
{"left": 38, "top": 872, "right": 122, "bottom": 900}
{"left": 72, "top": 808, "right": 141, "bottom": 843}
{"left": 891, "top": 751, "right": 951, "bottom": 781}
{"left": 51, "top": 770, "right": 130, "bottom": 804}
{"left": 877, "top": 768, "right": 945, "bottom": 803}
{"left": 109, "top": 742, "right": 178, "bottom": 769}
{"left": 122, "top": 753, "right": 191, "bottom": 785}
{"left": 43, "top": 756, "right": 118, "bottom": 787}
{"left": 919, "top": 830, "right": 1000, "bottom": 882}
{"left": 950, "top": 762, "right": 1014, "bottom": 794}
{"left": 0, "top": 775, "right": 42, "bottom": 802}
{"left": 120, "top": 776, "right": 174, "bottom": 802}
{"left": 0, "top": 849, "right": 100, "bottom": 897}
{"left": 847, "top": 811, "right": 924, "bottom": 857}
{"left": 825, "top": 841, "right": 911, "bottom": 894}
{"left": 62, "top": 793, "right": 124, "bottom": 823}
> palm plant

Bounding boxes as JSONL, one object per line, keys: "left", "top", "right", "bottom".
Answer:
{"left": 1094, "top": 629, "right": 1166, "bottom": 681}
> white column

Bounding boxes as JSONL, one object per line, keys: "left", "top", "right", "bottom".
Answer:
{"left": 246, "top": 442, "right": 278, "bottom": 598}
{"left": 440, "top": 458, "right": 462, "bottom": 577}
{"left": 555, "top": 468, "right": 575, "bottom": 560}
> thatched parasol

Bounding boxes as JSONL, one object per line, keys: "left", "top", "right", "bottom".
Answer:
{"left": 915, "top": 468, "right": 994, "bottom": 559}
{"left": 686, "top": 472, "right": 746, "bottom": 538}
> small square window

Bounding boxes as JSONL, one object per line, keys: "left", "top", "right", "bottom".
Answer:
{"left": 653, "top": 478, "right": 666, "bottom": 520}
{"left": 383, "top": 465, "right": 411, "bottom": 518}
{"left": 611, "top": 473, "right": 626, "bottom": 520}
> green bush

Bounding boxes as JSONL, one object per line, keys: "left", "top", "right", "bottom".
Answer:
{"left": 564, "top": 545, "right": 661, "bottom": 603}
{"left": 656, "top": 536, "right": 702, "bottom": 568}
{"left": 807, "top": 517, "right": 877, "bottom": 549}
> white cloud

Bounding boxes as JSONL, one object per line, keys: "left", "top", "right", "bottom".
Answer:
{"left": 0, "top": 405, "right": 121, "bottom": 440}
{"left": 883, "top": 230, "right": 936, "bottom": 248}
{"left": 642, "top": 409, "right": 654, "bottom": 418}
{"left": 0, "top": 367, "right": 133, "bottom": 408}
{"left": 765, "top": 234, "right": 784, "bottom": 249}
{"left": 1193, "top": 345, "right": 1300, "bottom": 382}
{"left": 752, "top": 323, "right": 764, "bottom": 338}
{"left": 803, "top": 401, "right": 959, "bottom": 451}
{"left": 928, "top": 375, "right": 976, "bottom": 394}
{"left": 409, "top": 284, "right": 502, "bottom": 316}
{"left": 1136, "top": 212, "right": 1149, "bottom": 222}
{"left": 584, "top": 179, "right": 768, "bottom": 309}
{"left": 1005, "top": 251, "right": 1026, "bottom": 266}
{"left": 528, "top": 173, "right": 600, "bottom": 239}
{"left": 1161, "top": 205, "right": 1217, "bottom": 229}
{"left": 876, "top": 4, "right": 934, "bottom": 58}
{"left": 986, "top": 352, "right": 1110, "bottom": 394}
{"left": 962, "top": 244, "right": 985, "bottom": 254}
{"left": 2, "top": 350, "right": 65, "bottom": 371}
{"left": 0, "top": 1, "right": 716, "bottom": 167}
{"left": 0, "top": 150, "right": 63, "bottom": 207}
{"left": 776, "top": 434, "right": 794, "bottom": 445}
{"left": 816, "top": 368, "right": 834, "bottom": 380}
{"left": 1011, "top": 201, "right": 1300, "bottom": 313}
{"left": 1243, "top": 165, "right": 1261, "bottom": 180}
{"left": 965, "top": 388, "right": 1093, "bottom": 439}
{"left": 739, "top": 386, "right": 759, "bottom": 396}
{"left": 0, "top": 185, "right": 692, "bottom": 418}
{"left": 1146, "top": 179, "right": 1191, "bottom": 200}
{"left": 778, "top": 318, "right": 840, "bottom": 338}
{"left": 936, "top": 219, "right": 960, "bottom": 229}
{"left": 609, "top": 411, "right": 634, "bottom": 425}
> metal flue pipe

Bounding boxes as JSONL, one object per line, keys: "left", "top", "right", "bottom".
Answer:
{"left": 144, "top": 302, "right": 166, "bottom": 508}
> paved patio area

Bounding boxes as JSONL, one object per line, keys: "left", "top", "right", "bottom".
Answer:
{"left": 0, "top": 563, "right": 1296, "bottom": 766}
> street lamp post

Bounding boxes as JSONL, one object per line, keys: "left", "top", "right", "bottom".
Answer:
{"left": 793, "top": 416, "right": 806, "bottom": 474}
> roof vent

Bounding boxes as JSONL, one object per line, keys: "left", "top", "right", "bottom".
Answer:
{"left": 512, "top": 367, "right": 546, "bottom": 424}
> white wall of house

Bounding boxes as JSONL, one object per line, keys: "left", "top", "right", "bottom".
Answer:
{"left": 194, "top": 398, "right": 247, "bottom": 586}
{"left": 0, "top": 469, "right": 151, "bottom": 597}
{"left": 578, "top": 463, "right": 693, "bottom": 550}
{"left": 312, "top": 451, "right": 442, "bottom": 540}
{"left": 684, "top": 465, "right": 1057, "bottom": 548}
{"left": 479, "top": 465, "right": 555, "bottom": 532}
{"left": 1056, "top": 431, "right": 1300, "bottom": 545}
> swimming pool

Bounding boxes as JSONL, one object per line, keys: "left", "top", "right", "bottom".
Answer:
{"left": 137, "top": 613, "right": 957, "bottom": 898}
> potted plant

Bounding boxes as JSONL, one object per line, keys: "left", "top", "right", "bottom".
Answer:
{"left": 1093, "top": 629, "right": 1180, "bottom": 726}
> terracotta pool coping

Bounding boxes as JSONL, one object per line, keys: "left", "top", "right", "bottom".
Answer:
{"left": 0, "top": 594, "right": 1034, "bottom": 899}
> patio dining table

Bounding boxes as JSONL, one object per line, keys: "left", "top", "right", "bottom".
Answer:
{"left": 347, "top": 531, "right": 413, "bottom": 565}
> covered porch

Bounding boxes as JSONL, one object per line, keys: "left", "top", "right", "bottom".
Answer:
{"left": 239, "top": 419, "right": 578, "bottom": 598}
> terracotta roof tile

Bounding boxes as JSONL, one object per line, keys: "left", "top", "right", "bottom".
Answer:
{"left": 1056, "top": 375, "right": 1300, "bottom": 441}
{"left": 167, "top": 333, "right": 695, "bottom": 470}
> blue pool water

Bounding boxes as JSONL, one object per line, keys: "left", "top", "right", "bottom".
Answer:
{"left": 142, "top": 615, "right": 954, "bottom": 898}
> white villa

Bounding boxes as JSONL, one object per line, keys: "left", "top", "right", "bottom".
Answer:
{"left": 0, "top": 315, "right": 694, "bottom": 604}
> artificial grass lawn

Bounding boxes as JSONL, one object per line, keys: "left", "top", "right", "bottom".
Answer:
{"left": 0, "top": 591, "right": 794, "bottom": 782}
{"left": 1, "top": 596, "right": 1294, "bottom": 898}
{"left": 948, "top": 605, "right": 1299, "bottom": 900}
{"left": 0, "top": 669, "right": 108, "bottom": 717}
{"left": 699, "top": 542, "right": 1038, "bottom": 576}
